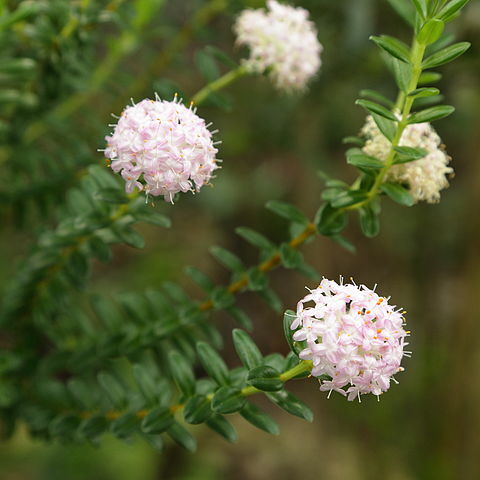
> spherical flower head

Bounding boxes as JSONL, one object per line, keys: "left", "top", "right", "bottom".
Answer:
{"left": 361, "top": 115, "right": 453, "bottom": 204}
{"left": 291, "top": 278, "right": 409, "bottom": 401}
{"left": 234, "top": 0, "right": 322, "bottom": 92}
{"left": 104, "top": 96, "right": 219, "bottom": 202}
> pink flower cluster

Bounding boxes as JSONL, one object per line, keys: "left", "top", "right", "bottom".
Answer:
{"left": 104, "top": 96, "right": 219, "bottom": 202}
{"left": 291, "top": 278, "right": 409, "bottom": 401}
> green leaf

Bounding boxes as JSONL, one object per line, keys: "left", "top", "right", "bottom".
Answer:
{"left": 133, "top": 364, "right": 160, "bottom": 406}
{"left": 359, "top": 89, "right": 394, "bottom": 108}
{"left": 210, "top": 287, "right": 235, "bottom": 310}
{"left": 386, "top": 0, "right": 416, "bottom": 25}
{"left": 418, "top": 19, "right": 445, "bottom": 45}
{"left": 283, "top": 310, "right": 300, "bottom": 355}
{"left": 89, "top": 236, "right": 112, "bottom": 263}
{"left": 204, "top": 45, "right": 238, "bottom": 69}
{"left": 94, "top": 187, "right": 127, "bottom": 204}
{"left": 232, "top": 329, "right": 263, "bottom": 370}
{"left": 195, "top": 49, "right": 220, "bottom": 82}
{"left": 240, "top": 403, "right": 280, "bottom": 435}
{"left": 342, "top": 136, "right": 365, "bottom": 146}
{"left": 184, "top": 395, "right": 212, "bottom": 424}
{"left": 371, "top": 113, "right": 397, "bottom": 142}
{"left": 67, "top": 379, "right": 93, "bottom": 410}
{"left": 141, "top": 407, "right": 174, "bottom": 434}
{"left": 411, "top": 0, "right": 427, "bottom": 18}
{"left": 265, "top": 200, "right": 309, "bottom": 225}
{"left": 315, "top": 204, "right": 347, "bottom": 236}
{"left": 80, "top": 415, "right": 109, "bottom": 441}
{"left": 418, "top": 71, "right": 442, "bottom": 84}
{"left": 206, "top": 414, "right": 237, "bottom": 443}
{"left": 393, "top": 146, "right": 427, "bottom": 163}
{"left": 142, "top": 433, "right": 164, "bottom": 451}
{"left": 370, "top": 35, "right": 411, "bottom": 63}
{"left": 168, "top": 351, "right": 196, "bottom": 397}
{"left": 134, "top": 210, "right": 171, "bottom": 228}
{"left": 355, "top": 99, "right": 397, "bottom": 121}
{"left": 247, "top": 268, "right": 268, "bottom": 291}
{"left": 380, "top": 183, "right": 415, "bottom": 206}
{"left": 209, "top": 246, "right": 244, "bottom": 273}
{"left": 97, "top": 372, "right": 126, "bottom": 408}
{"left": 111, "top": 413, "right": 139, "bottom": 439}
{"left": 437, "top": 0, "right": 470, "bottom": 22}
{"left": 359, "top": 205, "right": 380, "bottom": 238}
{"left": 346, "top": 153, "right": 385, "bottom": 170}
{"left": 331, "top": 234, "right": 357, "bottom": 254}
{"left": 211, "top": 387, "right": 246, "bottom": 414}
{"left": 226, "top": 306, "right": 253, "bottom": 331}
{"left": 247, "top": 366, "right": 283, "bottom": 392}
{"left": 279, "top": 243, "right": 303, "bottom": 269}
{"left": 258, "top": 287, "right": 283, "bottom": 313}
{"left": 113, "top": 225, "right": 145, "bottom": 249}
{"left": 50, "top": 414, "right": 81, "bottom": 439}
{"left": 391, "top": 58, "right": 412, "bottom": 92}
{"left": 330, "top": 190, "right": 369, "bottom": 209}
{"left": 167, "top": 422, "right": 197, "bottom": 452}
{"left": 408, "top": 105, "right": 454, "bottom": 123}
{"left": 235, "top": 227, "right": 274, "bottom": 251}
{"left": 185, "top": 266, "right": 214, "bottom": 292}
{"left": 422, "top": 42, "right": 471, "bottom": 69}
{"left": 267, "top": 391, "right": 314, "bottom": 422}
{"left": 196, "top": 342, "right": 230, "bottom": 386}
{"left": 408, "top": 87, "right": 440, "bottom": 98}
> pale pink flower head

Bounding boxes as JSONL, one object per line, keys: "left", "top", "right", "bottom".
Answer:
{"left": 104, "top": 95, "right": 219, "bottom": 202}
{"left": 291, "top": 278, "right": 410, "bottom": 401}
{"left": 234, "top": 0, "right": 322, "bottom": 92}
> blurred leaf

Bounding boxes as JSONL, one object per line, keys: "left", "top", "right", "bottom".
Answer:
{"left": 267, "top": 390, "right": 313, "bottom": 422}
{"left": 206, "top": 414, "right": 237, "bottom": 443}
{"left": 408, "top": 105, "right": 454, "bottom": 123}
{"left": 370, "top": 35, "right": 411, "bottom": 63}
{"left": 141, "top": 407, "right": 174, "bottom": 434}
{"left": 168, "top": 351, "right": 196, "bottom": 397}
{"left": 247, "top": 365, "right": 283, "bottom": 392}
{"left": 422, "top": 42, "right": 471, "bottom": 69}
{"left": 266, "top": 200, "right": 309, "bottom": 225}
{"left": 380, "top": 183, "right": 415, "bottom": 206}
{"left": 240, "top": 403, "right": 280, "bottom": 435}
{"left": 359, "top": 205, "right": 380, "bottom": 238}
{"left": 356, "top": 99, "right": 397, "bottom": 121}
{"left": 184, "top": 395, "right": 212, "bottom": 424}
{"left": 212, "top": 387, "right": 246, "bottom": 414}
{"left": 418, "top": 19, "right": 445, "bottom": 45}
{"left": 438, "top": 0, "right": 471, "bottom": 22}
{"left": 197, "top": 342, "right": 230, "bottom": 386}
{"left": 167, "top": 422, "right": 196, "bottom": 452}
{"left": 232, "top": 329, "right": 263, "bottom": 369}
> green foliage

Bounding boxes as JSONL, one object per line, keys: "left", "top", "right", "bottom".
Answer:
{"left": 0, "top": 0, "right": 472, "bottom": 458}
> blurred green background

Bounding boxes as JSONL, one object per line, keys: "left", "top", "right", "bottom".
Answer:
{"left": 1, "top": 0, "right": 480, "bottom": 478}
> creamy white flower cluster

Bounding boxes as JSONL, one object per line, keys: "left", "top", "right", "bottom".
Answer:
{"left": 105, "top": 96, "right": 219, "bottom": 202}
{"left": 234, "top": 0, "right": 322, "bottom": 92}
{"left": 291, "top": 278, "right": 409, "bottom": 401}
{"left": 361, "top": 116, "right": 453, "bottom": 203}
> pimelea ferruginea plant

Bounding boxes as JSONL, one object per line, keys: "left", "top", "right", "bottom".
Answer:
{"left": 0, "top": 0, "right": 472, "bottom": 454}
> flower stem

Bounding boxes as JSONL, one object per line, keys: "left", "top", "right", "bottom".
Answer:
{"left": 80, "top": 360, "right": 314, "bottom": 421}
{"left": 191, "top": 65, "right": 247, "bottom": 106}
{"left": 345, "top": 37, "right": 427, "bottom": 211}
